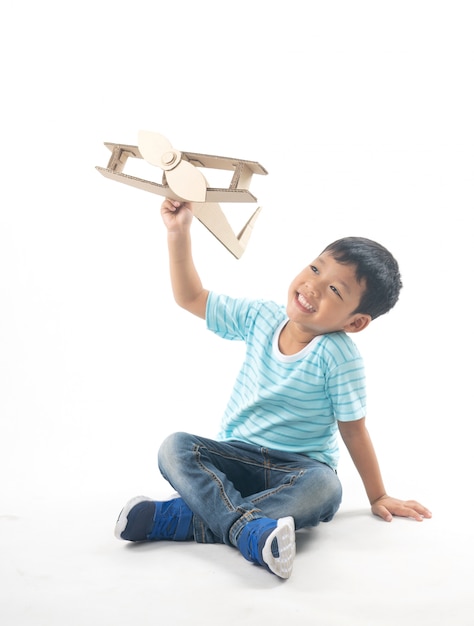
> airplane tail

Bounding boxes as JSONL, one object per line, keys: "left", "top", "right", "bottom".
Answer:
{"left": 193, "top": 203, "right": 262, "bottom": 259}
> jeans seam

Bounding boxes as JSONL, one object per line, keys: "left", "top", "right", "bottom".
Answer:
{"left": 193, "top": 443, "right": 266, "bottom": 546}
{"left": 252, "top": 469, "right": 306, "bottom": 506}
{"left": 193, "top": 444, "right": 236, "bottom": 511}
{"left": 198, "top": 444, "right": 305, "bottom": 474}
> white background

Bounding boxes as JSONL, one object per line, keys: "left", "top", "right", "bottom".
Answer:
{"left": 1, "top": 1, "right": 472, "bottom": 624}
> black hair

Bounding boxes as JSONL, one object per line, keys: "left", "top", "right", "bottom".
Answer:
{"left": 322, "top": 236, "right": 402, "bottom": 320}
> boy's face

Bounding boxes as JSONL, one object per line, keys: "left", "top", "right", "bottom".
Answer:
{"left": 286, "top": 253, "right": 371, "bottom": 337}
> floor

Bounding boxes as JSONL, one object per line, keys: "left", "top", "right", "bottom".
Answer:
{"left": 1, "top": 2, "right": 473, "bottom": 624}
{"left": 1, "top": 453, "right": 469, "bottom": 626}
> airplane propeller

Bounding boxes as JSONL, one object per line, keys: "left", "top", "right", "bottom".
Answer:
{"left": 137, "top": 130, "right": 207, "bottom": 202}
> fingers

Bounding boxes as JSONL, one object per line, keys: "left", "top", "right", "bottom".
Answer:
{"left": 161, "top": 198, "right": 192, "bottom": 212}
{"left": 406, "top": 500, "right": 432, "bottom": 520}
{"left": 372, "top": 498, "right": 432, "bottom": 522}
{"left": 371, "top": 503, "right": 393, "bottom": 522}
{"left": 400, "top": 506, "right": 425, "bottom": 522}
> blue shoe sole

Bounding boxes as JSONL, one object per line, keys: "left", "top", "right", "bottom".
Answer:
{"left": 261, "top": 517, "right": 296, "bottom": 579}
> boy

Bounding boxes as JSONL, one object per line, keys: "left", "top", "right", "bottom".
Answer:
{"left": 115, "top": 199, "right": 431, "bottom": 580}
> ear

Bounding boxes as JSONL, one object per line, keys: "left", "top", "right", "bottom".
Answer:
{"left": 343, "top": 314, "right": 371, "bottom": 334}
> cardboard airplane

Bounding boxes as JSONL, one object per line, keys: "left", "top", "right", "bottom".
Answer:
{"left": 95, "top": 130, "right": 268, "bottom": 258}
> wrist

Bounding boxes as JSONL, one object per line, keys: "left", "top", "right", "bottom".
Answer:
{"left": 370, "top": 493, "right": 387, "bottom": 506}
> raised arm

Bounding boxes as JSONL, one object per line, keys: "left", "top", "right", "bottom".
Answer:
{"left": 338, "top": 418, "right": 432, "bottom": 522}
{"left": 161, "top": 198, "right": 209, "bottom": 319}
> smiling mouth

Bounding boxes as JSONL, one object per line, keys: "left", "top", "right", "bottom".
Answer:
{"left": 297, "top": 293, "right": 316, "bottom": 312}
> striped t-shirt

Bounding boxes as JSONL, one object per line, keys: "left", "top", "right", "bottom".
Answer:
{"left": 206, "top": 292, "right": 366, "bottom": 469}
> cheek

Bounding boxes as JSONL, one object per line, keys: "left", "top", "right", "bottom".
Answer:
{"left": 287, "top": 280, "right": 297, "bottom": 298}
{"left": 286, "top": 286, "right": 299, "bottom": 311}
{"left": 289, "top": 273, "right": 306, "bottom": 291}
{"left": 286, "top": 290, "right": 296, "bottom": 309}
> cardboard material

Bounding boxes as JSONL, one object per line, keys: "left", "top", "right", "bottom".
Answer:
{"left": 95, "top": 133, "right": 268, "bottom": 258}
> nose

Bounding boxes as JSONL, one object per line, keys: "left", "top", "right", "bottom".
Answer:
{"left": 305, "top": 280, "right": 321, "bottom": 298}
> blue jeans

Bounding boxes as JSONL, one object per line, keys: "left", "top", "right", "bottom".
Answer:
{"left": 157, "top": 432, "right": 342, "bottom": 548}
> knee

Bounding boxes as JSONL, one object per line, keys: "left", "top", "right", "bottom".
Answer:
{"left": 323, "top": 474, "right": 343, "bottom": 520}
{"left": 321, "top": 470, "right": 342, "bottom": 503}
{"left": 316, "top": 471, "right": 342, "bottom": 521}
{"left": 158, "top": 431, "right": 192, "bottom": 476}
{"left": 300, "top": 469, "right": 342, "bottom": 524}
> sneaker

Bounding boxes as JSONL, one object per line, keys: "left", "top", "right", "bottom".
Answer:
{"left": 115, "top": 495, "right": 193, "bottom": 542}
{"left": 237, "top": 516, "right": 296, "bottom": 579}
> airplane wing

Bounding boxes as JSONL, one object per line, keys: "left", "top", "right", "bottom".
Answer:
{"left": 96, "top": 141, "right": 267, "bottom": 258}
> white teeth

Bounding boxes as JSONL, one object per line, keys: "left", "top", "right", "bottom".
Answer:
{"left": 298, "top": 293, "right": 315, "bottom": 312}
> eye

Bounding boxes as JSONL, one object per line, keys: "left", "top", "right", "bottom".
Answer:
{"left": 310, "top": 265, "right": 319, "bottom": 274}
{"left": 330, "top": 285, "right": 342, "bottom": 299}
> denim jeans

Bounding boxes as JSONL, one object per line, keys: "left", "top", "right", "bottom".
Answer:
{"left": 158, "top": 432, "right": 342, "bottom": 548}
